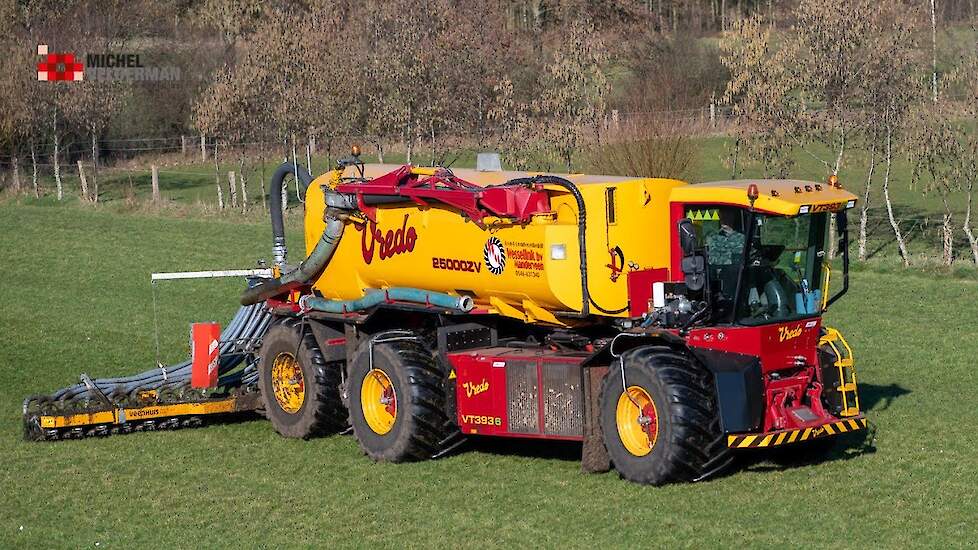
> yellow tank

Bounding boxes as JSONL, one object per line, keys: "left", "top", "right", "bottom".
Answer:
{"left": 302, "top": 164, "right": 858, "bottom": 326}
{"left": 303, "top": 164, "right": 684, "bottom": 324}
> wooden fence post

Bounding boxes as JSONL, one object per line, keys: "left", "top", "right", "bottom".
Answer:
{"left": 181, "top": 135, "right": 187, "bottom": 157}
{"left": 151, "top": 164, "right": 161, "bottom": 202}
{"left": 200, "top": 134, "right": 207, "bottom": 162}
{"left": 77, "top": 160, "right": 89, "bottom": 201}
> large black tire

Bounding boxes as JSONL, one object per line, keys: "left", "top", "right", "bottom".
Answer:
{"left": 599, "top": 346, "right": 730, "bottom": 485}
{"left": 347, "top": 332, "right": 452, "bottom": 462}
{"left": 258, "top": 318, "right": 347, "bottom": 439}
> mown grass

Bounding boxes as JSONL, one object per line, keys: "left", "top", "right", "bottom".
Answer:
{"left": 1, "top": 201, "right": 977, "bottom": 548}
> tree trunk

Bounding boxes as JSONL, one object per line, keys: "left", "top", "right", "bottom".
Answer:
{"left": 77, "top": 160, "right": 89, "bottom": 201}
{"left": 214, "top": 142, "right": 224, "bottom": 209}
{"left": 306, "top": 136, "right": 313, "bottom": 175}
{"left": 376, "top": 140, "right": 385, "bottom": 164}
{"left": 941, "top": 194, "right": 953, "bottom": 266}
{"left": 260, "top": 137, "right": 267, "bottom": 213}
{"left": 151, "top": 164, "right": 161, "bottom": 202}
{"left": 963, "top": 177, "right": 978, "bottom": 264}
{"left": 91, "top": 128, "right": 99, "bottom": 203}
{"left": 238, "top": 157, "right": 248, "bottom": 212}
{"left": 11, "top": 157, "right": 20, "bottom": 193}
{"left": 228, "top": 171, "right": 238, "bottom": 209}
{"left": 31, "top": 139, "right": 39, "bottom": 198}
{"left": 858, "top": 142, "right": 877, "bottom": 261}
{"left": 828, "top": 213, "right": 837, "bottom": 260}
{"left": 931, "top": 0, "right": 939, "bottom": 103}
{"left": 882, "top": 125, "right": 911, "bottom": 266}
{"left": 53, "top": 110, "right": 62, "bottom": 200}
{"left": 240, "top": 171, "right": 248, "bottom": 212}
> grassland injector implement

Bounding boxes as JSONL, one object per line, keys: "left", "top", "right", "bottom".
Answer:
{"left": 23, "top": 148, "right": 867, "bottom": 484}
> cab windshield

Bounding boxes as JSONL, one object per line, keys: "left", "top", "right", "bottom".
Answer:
{"left": 689, "top": 206, "right": 828, "bottom": 325}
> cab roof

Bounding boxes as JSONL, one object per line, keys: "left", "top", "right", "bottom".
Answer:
{"left": 670, "top": 179, "right": 859, "bottom": 216}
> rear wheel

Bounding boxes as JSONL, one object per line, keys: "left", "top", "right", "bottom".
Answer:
{"left": 599, "top": 346, "right": 730, "bottom": 485}
{"left": 347, "top": 332, "right": 452, "bottom": 462}
{"left": 258, "top": 319, "right": 347, "bottom": 439}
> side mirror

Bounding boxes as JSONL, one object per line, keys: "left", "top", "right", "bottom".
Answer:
{"left": 836, "top": 210, "right": 848, "bottom": 233}
{"left": 678, "top": 218, "right": 698, "bottom": 257}
{"left": 677, "top": 218, "right": 705, "bottom": 292}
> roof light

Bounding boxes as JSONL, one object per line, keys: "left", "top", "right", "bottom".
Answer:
{"left": 747, "top": 183, "right": 759, "bottom": 202}
{"left": 814, "top": 184, "right": 823, "bottom": 191}
{"left": 804, "top": 185, "right": 813, "bottom": 192}
{"left": 794, "top": 186, "right": 802, "bottom": 193}
{"left": 846, "top": 200, "right": 856, "bottom": 209}
{"left": 770, "top": 189, "right": 780, "bottom": 197}
{"left": 799, "top": 205, "right": 811, "bottom": 214}
{"left": 828, "top": 174, "right": 839, "bottom": 187}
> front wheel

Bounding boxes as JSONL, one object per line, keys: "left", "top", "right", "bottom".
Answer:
{"left": 599, "top": 346, "right": 730, "bottom": 485}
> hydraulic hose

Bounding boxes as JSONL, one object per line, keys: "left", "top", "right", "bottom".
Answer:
{"left": 505, "top": 175, "right": 629, "bottom": 316}
{"left": 300, "top": 288, "right": 474, "bottom": 314}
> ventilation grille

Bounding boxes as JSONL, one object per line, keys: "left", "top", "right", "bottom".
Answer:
{"left": 506, "top": 361, "right": 539, "bottom": 433}
{"left": 542, "top": 362, "right": 583, "bottom": 436}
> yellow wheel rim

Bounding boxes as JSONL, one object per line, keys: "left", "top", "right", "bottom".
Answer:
{"left": 361, "top": 369, "right": 397, "bottom": 435}
{"left": 616, "top": 385, "right": 659, "bottom": 457}
{"left": 270, "top": 352, "right": 305, "bottom": 414}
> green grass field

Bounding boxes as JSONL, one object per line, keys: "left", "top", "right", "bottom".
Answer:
{"left": 2, "top": 200, "right": 977, "bottom": 548}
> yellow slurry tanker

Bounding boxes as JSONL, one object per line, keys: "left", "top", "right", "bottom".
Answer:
{"left": 25, "top": 149, "right": 865, "bottom": 485}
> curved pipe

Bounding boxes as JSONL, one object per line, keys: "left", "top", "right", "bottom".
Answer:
{"left": 241, "top": 215, "right": 346, "bottom": 305}
{"left": 300, "top": 288, "right": 474, "bottom": 314}
{"left": 269, "top": 162, "right": 314, "bottom": 268}
{"left": 242, "top": 169, "right": 359, "bottom": 306}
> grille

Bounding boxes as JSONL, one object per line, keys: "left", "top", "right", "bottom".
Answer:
{"left": 542, "top": 362, "right": 583, "bottom": 436}
{"left": 506, "top": 361, "right": 539, "bottom": 433}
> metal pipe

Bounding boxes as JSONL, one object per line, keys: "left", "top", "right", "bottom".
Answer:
{"left": 300, "top": 288, "right": 474, "bottom": 314}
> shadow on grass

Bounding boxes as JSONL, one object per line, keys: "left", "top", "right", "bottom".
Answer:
{"left": 461, "top": 435, "right": 583, "bottom": 463}
{"left": 858, "top": 382, "right": 912, "bottom": 412}
{"left": 738, "top": 425, "right": 878, "bottom": 474}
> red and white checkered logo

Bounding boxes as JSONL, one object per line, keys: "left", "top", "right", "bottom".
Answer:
{"left": 36, "top": 44, "right": 84, "bottom": 82}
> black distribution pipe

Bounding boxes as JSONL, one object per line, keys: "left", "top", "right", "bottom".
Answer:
{"left": 505, "top": 176, "right": 628, "bottom": 316}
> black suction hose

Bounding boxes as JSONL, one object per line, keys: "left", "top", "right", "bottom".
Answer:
{"left": 241, "top": 164, "right": 359, "bottom": 306}
{"left": 269, "top": 162, "right": 314, "bottom": 268}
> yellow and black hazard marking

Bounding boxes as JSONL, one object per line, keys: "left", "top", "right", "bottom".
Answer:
{"left": 726, "top": 417, "right": 867, "bottom": 449}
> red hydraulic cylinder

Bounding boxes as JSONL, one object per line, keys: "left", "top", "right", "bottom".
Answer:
{"left": 191, "top": 322, "right": 221, "bottom": 389}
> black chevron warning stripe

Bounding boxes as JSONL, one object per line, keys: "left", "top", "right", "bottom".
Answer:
{"left": 726, "top": 417, "right": 867, "bottom": 449}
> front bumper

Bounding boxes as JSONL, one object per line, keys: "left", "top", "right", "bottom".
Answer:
{"left": 726, "top": 415, "right": 867, "bottom": 449}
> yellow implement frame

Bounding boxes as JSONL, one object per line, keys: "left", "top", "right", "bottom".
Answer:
{"left": 38, "top": 397, "right": 241, "bottom": 429}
